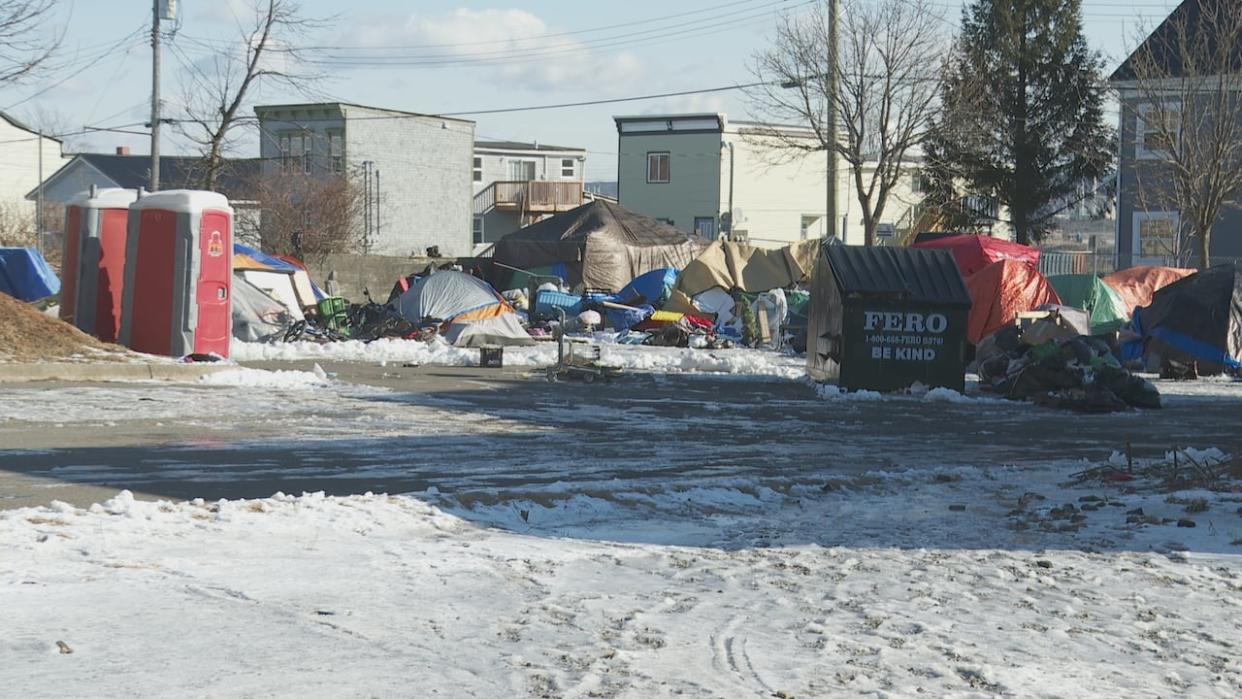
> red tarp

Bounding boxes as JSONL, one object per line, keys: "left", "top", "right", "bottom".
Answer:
{"left": 912, "top": 234, "right": 1041, "bottom": 278}
{"left": 1101, "top": 265, "right": 1196, "bottom": 317}
{"left": 966, "top": 260, "right": 1061, "bottom": 344}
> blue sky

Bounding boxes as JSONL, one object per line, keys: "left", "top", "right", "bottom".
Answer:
{"left": 2, "top": 0, "right": 1182, "bottom": 182}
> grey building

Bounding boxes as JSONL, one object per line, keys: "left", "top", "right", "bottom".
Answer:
{"left": 1110, "top": 0, "right": 1242, "bottom": 268}
{"left": 471, "top": 140, "right": 585, "bottom": 251}
{"left": 254, "top": 102, "right": 476, "bottom": 257}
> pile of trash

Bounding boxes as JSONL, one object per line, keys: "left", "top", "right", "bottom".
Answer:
{"left": 977, "top": 316, "right": 1161, "bottom": 412}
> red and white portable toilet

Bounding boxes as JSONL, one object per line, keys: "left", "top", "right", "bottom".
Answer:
{"left": 118, "top": 190, "right": 233, "bottom": 358}
{"left": 59, "top": 187, "right": 138, "bottom": 342}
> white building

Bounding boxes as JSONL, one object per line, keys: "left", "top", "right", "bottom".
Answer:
{"left": 614, "top": 113, "right": 922, "bottom": 247}
{"left": 471, "top": 140, "right": 586, "bottom": 250}
{"left": 0, "top": 111, "right": 65, "bottom": 242}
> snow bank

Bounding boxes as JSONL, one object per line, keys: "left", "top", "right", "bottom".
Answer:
{"left": 233, "top": 337, "right": 806, "bottom": 378}
{"left": 198, "top": 366, "right": 330, "bottom": 390}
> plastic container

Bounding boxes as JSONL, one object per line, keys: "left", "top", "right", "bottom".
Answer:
{"left": 60, "top": 188, "right": 138, "bottom": 341}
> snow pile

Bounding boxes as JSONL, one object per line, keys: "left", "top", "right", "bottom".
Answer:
{"left": 233, "top": 337, "right": 806, "bottom": 378}
{"left": 198, "top": 366, "right": 330, "bottom": 390}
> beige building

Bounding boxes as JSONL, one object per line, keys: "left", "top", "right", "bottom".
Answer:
{"left": 614, "top": 113, "right": 921, "bottom": 247}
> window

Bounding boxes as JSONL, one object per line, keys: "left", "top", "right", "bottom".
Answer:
{"left": 1136, "top": 102, "right": 1180, "bottom": 159}
{"left": 473, "top": 215, "right": 485, "bottom": 245}
{"left": 1133, "top": 211, "right": 1179, "bottom": 262}
{"left": 800, "top": 215, "right": 822, "bottom": 240}
{"left": 647, "top": 152, "right": 670, "bottom": 183}
{"left": 561, "top": 158, "right": 576, "bottom": 178}
{"left": 694, "top": 216, "right": 716, "bottom": 240}
{"left": 279, "top": 132, "right": 310, "bottom": 174}
{"left": 473, "top": 156, "right": 483, "bottom": 183}
{"left": 328, "top": 131, "right": 344, "bottom": 174}
{"left": 302, "top": 134, "right": 312, "bottom": 174}
{"left": 508, "top": 159, "right": 536, "bottom": 181}
{"left": 910, "top": 173, "right": 926, "bottom": 194}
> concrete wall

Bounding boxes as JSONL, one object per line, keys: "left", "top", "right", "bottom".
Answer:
{"left": 306, "top": 253, "right": 445, "bottom": 303}
{"left": 1115, "top": 90, "right": 1242, "bottom": 267}
{"left": 617, "top": 130, "right": 722, "bottom": 233}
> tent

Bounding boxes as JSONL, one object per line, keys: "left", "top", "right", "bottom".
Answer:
{"left": 232, "top": 276, "right": 293, "bottom": 342}
{"left": 396, "top": 270, "right": 534, "bottom": 347}
{"left": 490, "top": 200, "right": 707, "bottom": 293}
{"left": 232, "top": 244, "right": 324, "bottom": 320}
{"left": 675, "top": 239, "right": 819, "bottom": 297}
{"left": 614, "top": 267, "right": 678, "bottom": 306}
{"left": 965, "top": 260, "right": 1062, "bottom": 344}
{"left": 0, "top": 247, "right": 59, "bottom": 302}
{"left": 1047, "top": 274, "right": 1130, "bottom": 334}
{"left": 912, "top": 234, "right": 1041, "bottom": 278}
{"left": 1132, "top": 264, "right": 1242, "bottom": 373}
{"left": 1101, "top": 265, "right": 1195, "bottom": 317}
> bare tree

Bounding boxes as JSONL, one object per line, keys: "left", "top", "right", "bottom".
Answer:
{"left": 240, "top": 170, "right": 366, "bottom": 265}
{"left": 172, "top": 0, "right": 323, "bottom": 191}
{"left": 1124, "top": 0, "right": 1242, "bottom": 269}
{"left": 747, "top": 0, "right": 946, "bottom": 246}
{"left": 0, "top": 0, "right": 60, "bottom": 85}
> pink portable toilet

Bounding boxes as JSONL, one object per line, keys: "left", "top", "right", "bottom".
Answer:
{"left": 59, "top": 187, "right": 138, "bottom": 342}
{"left": 118, "top": 190, "right": 233, "bottom": 358}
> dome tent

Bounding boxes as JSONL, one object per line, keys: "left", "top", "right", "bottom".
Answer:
{"left": 965, "top": 260, "right": 1061, "bottom": 344}
{"left": 912, "top": 234, "right": 1041, "bottom": 278}
{"left": 396, "top": 271, "right": 534, "bottom": 347}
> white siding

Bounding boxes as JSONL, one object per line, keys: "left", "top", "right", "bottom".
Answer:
{"left": 0, "top": 117, "right": 65, "bottom": 226}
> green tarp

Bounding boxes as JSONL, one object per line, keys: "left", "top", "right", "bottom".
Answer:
{"left": 1048, "top": 274, "right": 1129, "bottom": 334}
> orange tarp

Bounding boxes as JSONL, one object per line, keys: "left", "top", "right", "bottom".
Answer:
{"left": 1101, "top": 266, "right": 1196, "bottom": 317}
{"left": 966, "top": 260, "right": 1061, "bottom": 344}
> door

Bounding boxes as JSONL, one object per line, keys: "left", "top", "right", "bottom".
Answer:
{"left": 194, "top": 210, "right": 232, "bottom": 357}
{"left": 508, "top": 159, "right": 536, "bottom": 181}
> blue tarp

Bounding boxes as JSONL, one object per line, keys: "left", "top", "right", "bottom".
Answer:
{"left": 614, "top": 268, "right": 677, "bottom": 306}
{"left": 0, "top": 247, "right": 59, "bottom": 301}
{"left": 232, "top": 243, "right": 325, "bottom": 300}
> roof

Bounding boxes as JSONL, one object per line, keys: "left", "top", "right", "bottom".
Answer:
{"left": 823, "top": 243, "right": 972, "bottom": 306}
{"left": 254, "top": 101, "right": 475, "bottom": 125}
{"left": 474, "top": 140, "right": 584, "bottom": 153}
{"left": 0, "top": 110, "right": 63, "bottom": 142}
{"left": 1111, "top": 0, "right": 1242, "bottom": 82}
{"left": 30, "top": 154, "right": 259, "bottom": 201}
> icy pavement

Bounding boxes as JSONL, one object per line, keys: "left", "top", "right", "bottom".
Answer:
{"left": 2, "top": 455, "right": 1239, "bottom": 698}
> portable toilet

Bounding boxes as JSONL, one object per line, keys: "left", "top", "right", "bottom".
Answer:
{"left": 60, "top": 187, "right": 138, "bottom": 341}
{"left": 118, "top": 190, "right": 233, "bottom": 358}
{"left": 807, "top": 243, "right": 973, "bottom": 392}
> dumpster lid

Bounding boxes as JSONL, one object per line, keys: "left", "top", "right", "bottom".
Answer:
{"left": 823, "top": 243, "right": 971, "bottom": 306}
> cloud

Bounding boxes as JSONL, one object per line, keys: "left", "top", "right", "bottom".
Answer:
{"left": 334, "top": 9, "right": 646, "bottom": 93}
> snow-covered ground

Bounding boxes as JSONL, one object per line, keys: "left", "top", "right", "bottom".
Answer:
{"left": 232, "top": 336, "right": 807, "bottom": 379}
{"left": 2, "top": 454, "right": 1239, "bottom": 697}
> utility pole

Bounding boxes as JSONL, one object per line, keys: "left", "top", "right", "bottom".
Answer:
{"left": 36, "top": 130, "right": 43, "bottom": 255}
{"left": 373, "top": 168, "right": 380, "bottom": 251}
{"left": 825, "top": 0, "right": 839, "bottom": 241}
{"left": 149, "top": 0, "right": 162, "bottom": 191}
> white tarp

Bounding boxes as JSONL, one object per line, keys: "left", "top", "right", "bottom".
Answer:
{"left": 445, "top": 314, "right": 537, "bottom": 348}
{"left": 232, "top": 276, "right": 293, "bottom": 342}
{"left": 239, "top": 270, "right": 306, "bottom": 321}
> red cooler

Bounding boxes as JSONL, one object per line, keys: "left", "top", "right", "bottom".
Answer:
{"left": 118, "top": 190, "right": 233, "bottom": 358}
{"left": 59, "top": 187, "right": 137, "bottom": 342}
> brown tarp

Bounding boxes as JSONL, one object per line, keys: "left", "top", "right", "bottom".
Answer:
{"left": 675, "top": 239, "right": 820, "bottom": 296}
{"left": 1101, "top": 265, "right": 1196, "bottom": 316}
{"left": 490, "top": 200, "right": 708, "bottom": 292}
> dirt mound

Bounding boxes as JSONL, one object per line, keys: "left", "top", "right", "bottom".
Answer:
{"left": 0, "top": 292, "right": 127, "bottom": 362}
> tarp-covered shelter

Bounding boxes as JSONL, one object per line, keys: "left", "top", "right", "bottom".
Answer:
{"left": 232, "top": 243, "right": 322, "bottom": 320}
{"left": 232, "top": 276, "right": 293, "bottom": 342}
{"left": 912, "top": 234, "right": 1041, "bottom": 278}
{"left": 0, "top": 247, "right": 59, "bottom": 302}
{"left": 1101, "top": 265, "right": 1195, "bottom": 317}
{"left": 491, "top": 200, "right": 707, "bottom": 293}
{"left": 1047, "top": 274, "right": 1130, "bottom": 334}
{"left": 676, "top": 239, "right": 820, "bottom": 297}
{"left": 808, "top": 244, "right": 973, "bottom": 392}
{"left": 396, "top": 270, "right": 534, "bottom": 347}
{"left": 1132, "top": 263, "right": 1242, "bottom": 372}
{"left": 966, "top": 260, "right": 1061, "bottom": 344}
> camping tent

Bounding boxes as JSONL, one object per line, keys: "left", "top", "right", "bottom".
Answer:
{"left": 1101, "top": 265, "right": 1195, "bottom": 317}
{"left": 232, "top": 243, "right": 323, "bottom": 320}
{"left": 1047, "top": 274, "right": 1130, "bottom": 334}
{"left": 675, "top": 239, "right": 819, "bottom": 297}
{"left": 490, "top": 200, "right": 707, "bottom": 293}
{"left": 232, "top": 276, "right": 293, "bottom": 342}
{"left": 396, "top": 270, "right": 534, "bottom": 347}
{"left": 1132, "top": 264, "right": 1242, "bottom": 373}
{"left": 912, "top": 234, "right": 1041, "bottom": 278}
{"left": 965, "top": 260, "right": 1062, "bottom": 344}
{"left": 0, "top": 247, "right": 59, "bottom": 302}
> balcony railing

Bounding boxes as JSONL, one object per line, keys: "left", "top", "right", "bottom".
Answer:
{"left": 474, "top": 180, "right": 583, "bottom": 216}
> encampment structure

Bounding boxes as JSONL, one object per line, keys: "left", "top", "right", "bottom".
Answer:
{"left": 1132, "top": 263, "right": 1242, "bottom": 373}
{"left": 966, "top": 260, "right": 1061, "bottom": 344}
{"left": 396, "top": 271, "right": 534, "bottom": 347}
{"left": 912, "top": 234, "right": 1040, "bottom": 278}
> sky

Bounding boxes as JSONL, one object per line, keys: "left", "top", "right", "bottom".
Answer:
{"left": 0, "top": 0, "right": 1184, "bottom": 183}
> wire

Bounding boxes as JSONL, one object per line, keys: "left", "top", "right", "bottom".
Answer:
{"left": 2, "top": 28, "right": 147, "bottom": 111}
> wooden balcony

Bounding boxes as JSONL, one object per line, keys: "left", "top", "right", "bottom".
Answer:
{"left": 474, "top": 180, "right": 583, "bottom": 216}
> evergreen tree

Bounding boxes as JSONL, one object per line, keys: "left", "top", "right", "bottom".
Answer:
{"left": 924, "top": 0, "right": 1114, "bottom": 244}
